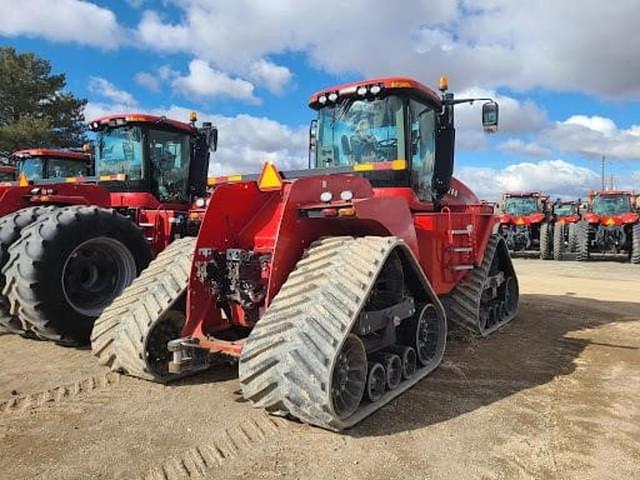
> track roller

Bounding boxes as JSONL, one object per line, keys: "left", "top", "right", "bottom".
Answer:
{"left": 380, "top": 353, "right": 402, "bottom": 390}
{"left": 365, "top": 362, "right": 386, "bottom": 403}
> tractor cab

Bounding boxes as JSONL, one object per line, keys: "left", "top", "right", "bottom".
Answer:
{"left": 501, "top": 193, "right": 546, "bottom": 218}
{"left": 89, "top": 113, "right": 217, "bottom": 205}
{"left": 308, "top": 77, "right": 498, "bottom": 203}
{"left": 11, "top": 148, "right": 91, "bottom": 180}
{"left": 553, "top": 200, "right": 580, "bottom": 223}
{"left": 588, "top": 191, "right": 635, "bottom": 219}
{"left": 0, "top": 164, "right": 16, "bottom": 182}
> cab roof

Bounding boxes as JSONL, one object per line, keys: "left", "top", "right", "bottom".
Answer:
{"left": 308, "top": 77, "right": 442, "bottom": 109}
{"left": 590, "top": 190, "right": 634, "bottom": 197}
{"left": 503, "top": 192, "right": 546, "bottom": 198}
{"left": 12, "top": 148, "right": 89, "bottom": 161}
{"left": 89, "top": 113, "right": 195, "bottom": 133}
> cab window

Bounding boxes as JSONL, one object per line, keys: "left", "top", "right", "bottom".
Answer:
{"left": 47, "top": 158, "right": 87, "bottom": 178}
{"left": 148, "top": 129, "right": 191, "bottom": 203}
{"left": 409, "top": 100, "right": 436, "bottom": 201}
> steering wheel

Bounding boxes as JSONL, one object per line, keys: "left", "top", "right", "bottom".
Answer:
{"left": 377, "top": 138, "right": 397, "bottom": 149}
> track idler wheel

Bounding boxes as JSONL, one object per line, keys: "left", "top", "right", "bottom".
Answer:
{"left": 330, "top": 334, "right": 367, "bottom": 420}
{"left": 366, "top": 362, "right": 386, "bottom": 402}
{"left": 381, "top": 353, "right": 402, "bottom": 390}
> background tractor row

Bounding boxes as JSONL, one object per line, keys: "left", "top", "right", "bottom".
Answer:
{"left": 496, "top": 192, "right": 554, "bottom": 259}
{"left": 572, "top": 190, "right": 639, "bottom": 263}
{"left": 498, "top": 189, "right": 640, "bottom": 263}
{"left": 0, "top": 113, "right": 216, "bottom": 345}
{"left": 89, "top": 76, "right": 521, "bottom": 431}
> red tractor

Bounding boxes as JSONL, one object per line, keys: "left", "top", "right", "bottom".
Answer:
{"left": 497, "top": 192, "right": 553, "bottom": 259}
{"left": 551, "top": 199, "right": 581, "bottom": 260}
{"left": 0, "top": 164, "right": 16, "bottom": 183}
{"left": 11, "top": 148, "right": 92, "bottom": 179}
{"left": 93, "top": 76, "right": 519, "bottom": 430}
{"left": 0, "top": 113, "right": 216, "bottom": 344}
{"left": 576, "top": 190, "right": 639, "bottom": 263}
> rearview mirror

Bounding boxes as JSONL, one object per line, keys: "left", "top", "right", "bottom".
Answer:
{"left": 482, "top": 101, "right": 499, "bottom": 133}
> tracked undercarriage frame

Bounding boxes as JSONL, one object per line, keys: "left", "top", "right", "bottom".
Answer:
{"left": 96, "top": 233, "right": 519, "bottom": 431}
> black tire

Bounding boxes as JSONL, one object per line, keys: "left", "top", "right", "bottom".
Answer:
{"left": 575, "top": 221, "right": 591, "bottom": 262}
{"left": 631, "top": 223, "right": 640, "bottom": 264}
{"left": 2, "top": 206, "right": 151, "bottom": 345}
{"left": 539, "top": 222, "right": 553, "bottom": 260}
{"left": 553, "top": 223, "right": 565, "bottom": 261}
{"left": 0, "top": 207, "right": 57, "bottom": 334}
{"left": 567, "top": 223, "right": 578, "bottom": 252}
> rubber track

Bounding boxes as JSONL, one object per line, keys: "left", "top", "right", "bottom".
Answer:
{"left": 238, "top": 236, "right": 446, "bottom": 431}
{"left": 110, "top": 236, "right": 196, "bottom": 380}
{"left": 0, "top": 206, "right": 57, "bottom": 333}
{"left": 539, "top": 222, "right": 553, "bottom": 260}
{"left": 631, "top": 224, "right": 640, "bottom": 264}
{"left": 444, "top": 234, "right": 519, "bottom": 336}
{"left": 0, "top": 372, "right": 121, "bottom": 416}
{"left": 136, "top": 416, "right": 287, "bottom": 480}
{"left": 91, "top": 236, "right": 196, "bottom": 368}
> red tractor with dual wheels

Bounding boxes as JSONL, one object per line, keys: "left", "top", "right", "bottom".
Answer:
{"left": 552, "top": 199, "right": 581, "bottom": 260}
{"left": 575, "top": 190, "right": 639, "bottom": 263}
{"left": 0, "top": 113, "right": 216, "bottom": 345}
{"left": 497, "top": 192, "right": 554, "bottom": 259}
{"left": 92, "top": 76, "right": 520, "bottom": 430}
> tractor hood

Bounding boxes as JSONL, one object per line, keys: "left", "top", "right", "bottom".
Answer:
{"left": 584, "top": 212, "right": 639, "bottom": 225}
{"left": 499, "top": 212, "right": 545, "bottom": 225}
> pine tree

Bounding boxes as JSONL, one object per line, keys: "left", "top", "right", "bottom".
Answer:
{"left": 0, "top": 47, "right": 87, "bottom": 152}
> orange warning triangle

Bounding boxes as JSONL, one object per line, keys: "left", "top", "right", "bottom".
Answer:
{"left": 257, "top": 161, "right": 283, "bottom": 192}
{"left": 17, "top": 172, "right": 29, "bottom": 187}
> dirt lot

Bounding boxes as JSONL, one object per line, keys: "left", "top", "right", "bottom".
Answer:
{"left": 1, "top": 258, "right": 638, "bottom": 480}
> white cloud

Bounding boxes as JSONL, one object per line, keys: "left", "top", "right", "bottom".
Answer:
{"left": 545, "top": 115, "right": 640, "bottom": 160}
{"left": 248, "top": 59, "right": 293, "bottom": 95}
{"left": 134, "top": 72, "right": 160, "bottom": 92}
{"left": 84, "top": 103, "right": 307, "bottom": 175}
{"left": 0, "top": 0, "right": 122, "bottom": 47}
{"left": 457, "top": 160, "right": 600, "bottom": 201}
{"left": 171, "top": 60, "right": 259, "bottom": 104}
{"left": 499, "top": 139, "right": 550, "bottom": 157}
{"left": 452, "top": 87, "right": 549, "bottom": 150}
{"left": 131, "top": 0, "right": 640, "bottom": 99}
{"left": 88, "top": 77, "right": 137, "bottom": 106}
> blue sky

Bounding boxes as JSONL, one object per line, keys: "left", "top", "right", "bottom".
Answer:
{"left": 2, "top": 0, "right": 640, "bottom": 199}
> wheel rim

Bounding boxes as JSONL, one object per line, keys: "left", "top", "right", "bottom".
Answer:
{"left": 401, "top": 347, "right": 417, "bottom": 379}
{"left": 62, "top": 237, "right": 137, "bottom": 317}
{"left": 366, "top": 362, "right": 386, "bottom": 402}
{"left": 330, "top": 334, "right": 367, "bottom": 419}
{"left": 144, "top": 310, "right": 185, "bottom": 377}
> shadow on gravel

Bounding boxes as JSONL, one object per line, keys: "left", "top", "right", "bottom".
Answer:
{"left": 349, "top": 293, "right": 640, "bottom": 437}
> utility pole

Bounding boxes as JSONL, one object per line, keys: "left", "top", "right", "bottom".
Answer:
{"left": 601, "top": 155, "right": 606, "bottom": 190}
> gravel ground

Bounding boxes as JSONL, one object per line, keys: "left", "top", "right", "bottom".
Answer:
{"left": 0, "top": 258, "right": 638, "bottom": 480}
